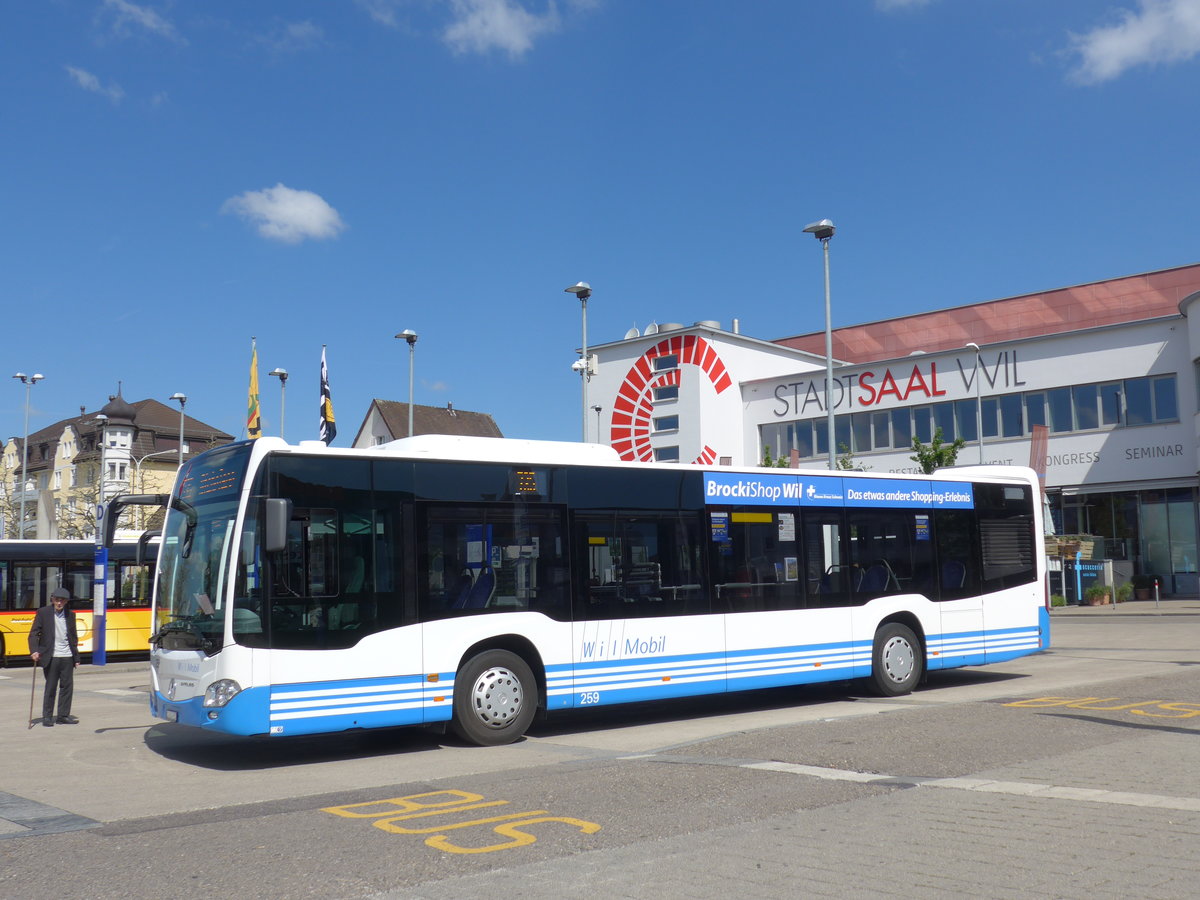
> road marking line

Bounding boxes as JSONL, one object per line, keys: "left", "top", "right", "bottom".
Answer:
{"left": 735, "top": 761, "right": 1200, "bottom": 811}
{"left": 743, "top": 761, "right": 894, "bottom": 783}
{"left": 95, "top": 689, "right": 143, "bottom": 696}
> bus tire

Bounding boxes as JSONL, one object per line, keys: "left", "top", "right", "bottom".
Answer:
{"left": 869, "top": 623, "right": 922, "bottom": 697}
{"left": 451, "top": 650, "right": 537, "bottom": 746}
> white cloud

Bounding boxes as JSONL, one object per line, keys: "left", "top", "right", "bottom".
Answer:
{"left": 221, "top": 184, "right": 347, "bottom": 244}
{"left": 101, "top": 0, "right": 185, "bottom": 43}
{"left": 356, "top": 0, "right": 405, "bottom": 29}
{"left": 65, "top": 65, "right": 125, "bottom": 103}
{"left": 443, "top": 0, "right": 561, "bottom": 59}
{"left": 1067, "top": 0, "right": 1200, "bottom": 84}
{"left": 262, "top": 20, "right": 325, "bottom": 53}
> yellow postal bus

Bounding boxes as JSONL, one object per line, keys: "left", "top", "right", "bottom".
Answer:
{"left": 0, "top": 540, "right": 155, "bottom": 662}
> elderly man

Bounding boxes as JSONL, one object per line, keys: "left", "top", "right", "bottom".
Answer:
{"left": 29, "top": 586, "right": 80, "bottom": 726}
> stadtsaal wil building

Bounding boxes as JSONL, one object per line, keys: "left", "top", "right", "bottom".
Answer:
{"left": 585, "top": 263, "right": 1200, "bottom": 596}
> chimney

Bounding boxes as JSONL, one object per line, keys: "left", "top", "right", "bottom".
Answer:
{"left": 447, "top": 401, "right": 456, "bottom": 417}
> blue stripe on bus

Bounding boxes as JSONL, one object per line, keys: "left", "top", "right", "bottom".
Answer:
{"left": 267, "top": 673, "right": 449, "bottom": 736}
{"left": 153, "top": 617, "right": 1047, "bottom": 732}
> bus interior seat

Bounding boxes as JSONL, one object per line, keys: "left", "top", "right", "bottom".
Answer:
{"left": 858, "top": 563, "right": 892, "bottom": 594}
{"left": 463, "top": 568, "right": 495, "bottom": 609}
{"left": 820, "top": 565, "right": 861, "bottom": 595}
{"left": 942, "top": 560, "right": 966, "bottom": 589}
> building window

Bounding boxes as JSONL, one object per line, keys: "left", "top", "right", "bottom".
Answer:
{"left": 653, "top": 415, "right": 679, "bottom": 433}
{"left": 653, "top": 385, "right": 679, "bottom": 402}
{"left": 1152, "top": 375, "right": 1178, "bottom": 421}
{"left": 654, "top": 446, "right": 680, "bottom": 462}
{"left": 767, "top": 373, "right": 1180, "bottom": 460}
{"left": 653, "top": 354, "right": 678, "bottom": 372}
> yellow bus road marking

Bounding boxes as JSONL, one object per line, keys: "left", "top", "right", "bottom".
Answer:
{"left": 1004, "top": 696, "right": 1200, "bottom": 719}
{"left": 322, "top": 789, "right": 601, "bottom": 855}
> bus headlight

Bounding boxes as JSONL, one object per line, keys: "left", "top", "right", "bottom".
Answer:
{"left": 203, "top": 679, "right": 242, "bottom": 708}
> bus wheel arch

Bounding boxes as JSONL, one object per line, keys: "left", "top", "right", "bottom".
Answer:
{"left": 868, "top": 616, "right": 925, "bottom": 697}
{"left": 450, "top": 638, "right": 544, "bottom": 746}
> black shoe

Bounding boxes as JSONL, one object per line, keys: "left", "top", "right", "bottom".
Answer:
{"left": 42, "top": 719, "right": 54, "bottom": 727}
{"left": 56, "top": 715, "right": 79, "bottom": 725}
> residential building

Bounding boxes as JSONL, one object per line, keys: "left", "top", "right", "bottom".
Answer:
{"left": 351, "top": 400, "right": 503, "bottom": 448}
{"left": 2, "top": 391, "right": 233, "bottom": 539}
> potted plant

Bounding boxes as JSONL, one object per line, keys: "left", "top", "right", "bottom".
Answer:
{"left": 1050, "top": 594, "right": 1067, "bottom": 608}
{"left": 1131, "top": 574, "right": 1157, "bottom": 601}
{"left": 1084, "top": 583, "right": 1111, "bottom": 606}
{"left": 1115, "top": 582, "right": 1133, "bottom": 604}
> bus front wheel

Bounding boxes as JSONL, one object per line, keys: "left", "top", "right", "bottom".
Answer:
{"left": 869, "top": 623, "right": 922, "bottom": 697}
{"left": 451, "top": 650, "right": 537, "bottom": 746}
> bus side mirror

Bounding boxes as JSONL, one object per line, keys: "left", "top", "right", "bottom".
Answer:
{"left": 264, "top": 498, "right": 293, "bottom": 553}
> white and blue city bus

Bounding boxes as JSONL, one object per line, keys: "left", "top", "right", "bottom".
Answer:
{"left": 144, "top": 434, "right": 1048, "bottom": 746}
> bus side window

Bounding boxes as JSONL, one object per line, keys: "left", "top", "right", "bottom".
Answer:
{"left": 933, "top": 509, "right": 981, "bottom": 600}
{"left": 710, "top": 507, "right": 802, "bottom": 613}
{"left": 804, "top": 508, "right": 851, "bottom": 608}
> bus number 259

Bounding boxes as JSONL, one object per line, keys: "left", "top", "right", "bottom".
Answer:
{"left": 579, "top": 692, "right": 601, "bottom": 706}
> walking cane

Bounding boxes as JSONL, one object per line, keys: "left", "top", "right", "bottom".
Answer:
{"left": 28, "top": 660, "right": 38, "bottom": 729}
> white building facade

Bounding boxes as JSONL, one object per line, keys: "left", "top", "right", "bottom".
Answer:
{"left": 586, "top": 265, "right": 1200, "bottom": 595}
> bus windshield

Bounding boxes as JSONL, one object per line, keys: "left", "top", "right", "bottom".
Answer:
{"left": 153, "top": 442, "right": 254, "bottom": 653}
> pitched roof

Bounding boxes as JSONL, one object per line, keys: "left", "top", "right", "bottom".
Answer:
{"left": 774, "top": 262, "right": 1200, "bottom": 364}
{"left": 9, "top": 397, "right": 233, "bottom": 472}
{"left": 353, "top": 399, "right": 503, "bottom": 445}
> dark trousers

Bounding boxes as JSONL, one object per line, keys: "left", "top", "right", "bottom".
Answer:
{"left": 42, "top": 657, "right": 74, "bottom": 720}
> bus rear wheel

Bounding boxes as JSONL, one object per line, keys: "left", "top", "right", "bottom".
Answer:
{"left": 869, "top": 623, "right": 922, "bottom": 697}
{"left": 451, "top": 650, "right": 537, "bottom": 746}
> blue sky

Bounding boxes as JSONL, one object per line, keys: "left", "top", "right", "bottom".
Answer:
{"left": 4, "top": 0, "right": 1199, "bottom": 447}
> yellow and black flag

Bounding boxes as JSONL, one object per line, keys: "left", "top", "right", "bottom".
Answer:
{"left": 319, "top": 345, "right": 336, "bottom": 444}
{"left": 247, "top": 338, "right": 262, "bottom": 440}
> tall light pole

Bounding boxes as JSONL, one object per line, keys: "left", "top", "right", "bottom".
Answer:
{"left": 803, "top": 220, "right": 837, "bottom": 470}
{"left": 131, "top": 449, "right": 177, "bottom": 528}
{"left": 268, "top": 370, "right": 288, "bottom": 440}
{"left": 565, "top": 282, "right": 592, "bottom": 441}
{"left": 93, "top": 414, "right": 109, "bottom": 502}
{"left": 395, "top": 330, "right": 418, "bottom": 437}
{"left": 11, "top": 373, "right": 44, "bottom": 538}
{"left": 966, "top": 342, "right": 983, "bottom": 464}
{"left": 592, "top": 405, "right": 603, "bottom": 443}
{"left": 169, "top": 393, "right": 187, "bottom": 467}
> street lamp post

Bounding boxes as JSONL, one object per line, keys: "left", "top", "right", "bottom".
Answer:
{"left": 802, "top": 220, "right": 837, "bottom": 470}
{"left": 169, "top": 393, "right": 187, "bottom": 466}
{"left": 966, "top": 342, "right": 983, "bottom": 464}
{"left": 565, "top": 282, "right": 592, "bottom": 442}
{"left": 12, "top": 372, "right": 44, "bottom": 538}
{"left": 592, "top": 405, "right": 603, "bottom": 443}
{"left": 130, "top": 449, "right": 177, "bottom": 528}
{"left": 93, "top": 414, "right": 109, "bottom": 503}
{"left": 268, "top": 370, "right": 288, "bottom": 440}
{"left": 395, "top": 331, "right": 418, "bottom": 437}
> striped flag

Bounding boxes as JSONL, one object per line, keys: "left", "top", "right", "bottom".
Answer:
{"left": 319, "top": 345, "right": 336, "bottom": 444}
{"left": 247, "top": 338, "right": 262, "bottom": 440}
